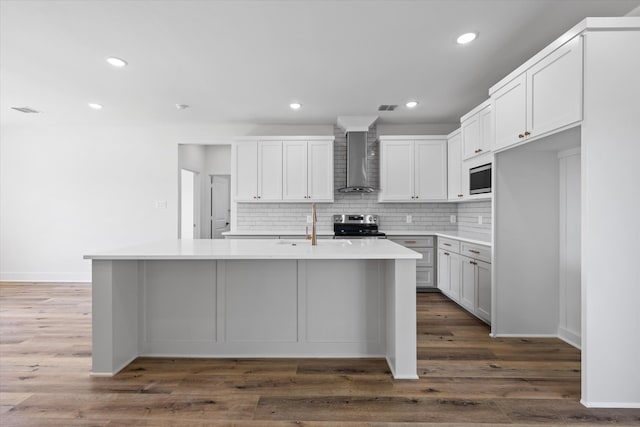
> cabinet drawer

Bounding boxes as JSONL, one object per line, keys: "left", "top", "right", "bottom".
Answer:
{"left": 415, "top": 248, "right": 434, "bottom": 267}
{"left": 389, "top": 236, "right": 434, "bottom": 248}
{"left": 438, "top": 237, "right": 460, "bottom": 252}
{"left": 417, "top": 267, "right": 434, "bottom": 288}
{"left": 461, "top": 242, "right": 491, "bottom": 263}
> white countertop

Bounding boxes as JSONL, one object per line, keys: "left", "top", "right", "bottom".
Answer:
{"left": 84, "top": 238, "right": 422, "bottom": 261}
{"left": 383, "top": 230, "right": 492, "bottom": 246}
{"left": 223, "top": 229, "right": 491, "bottom": 246}
{"left": 222, "top": 229, "right": 334, "bottom": 236}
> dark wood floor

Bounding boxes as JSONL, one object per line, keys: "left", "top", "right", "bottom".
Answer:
{"left": 1, "top": 283, "right": 639, "bottom": 426}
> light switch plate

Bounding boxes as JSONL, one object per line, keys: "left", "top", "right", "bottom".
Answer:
{"left": 406, "top": 215, "right": 412, "bottom": 223}
{"left": 450, "top": 215, "right": 456, "bottom": 223}
{"left": 306, "top": 215, "right": 313, "bottom": 224}
{"left": 478, "top": 215, "right": 483, "bottom": 224}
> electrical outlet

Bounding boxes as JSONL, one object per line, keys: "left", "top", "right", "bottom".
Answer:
{"left": 306, "top": 215, "right": 313, "bottom": 224}
{"left": 478, "top": 215, "right": 483, "bottom": 224}
{"left": 155, "top": 200, "right": 167, "bottom": 209}
{"left": 406, "top": 215, "right": 412, "bottom": 223}
{"left": 450, "top": 215, "right": 456, "bottom": 224}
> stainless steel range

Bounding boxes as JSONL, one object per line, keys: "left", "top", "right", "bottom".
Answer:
{"left": 333, "top": 214, "right": 386, "bottom": 239}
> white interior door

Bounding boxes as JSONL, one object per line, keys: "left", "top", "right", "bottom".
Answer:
{"left": 180, "top": 169, "right": 198, "bottom": 239}
{"left": 212, "top": 175, "right": 231, "bottom": 239}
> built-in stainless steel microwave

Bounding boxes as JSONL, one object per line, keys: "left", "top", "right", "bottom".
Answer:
{"left": 470, "top": 163, "right": 492, "bottom": 195}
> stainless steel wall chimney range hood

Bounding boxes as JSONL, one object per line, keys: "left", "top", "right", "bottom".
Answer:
{"left": 337, "top": 116, "right": 378, "bottom": 193}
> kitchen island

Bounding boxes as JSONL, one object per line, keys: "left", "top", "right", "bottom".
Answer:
{"left": 84, "top": 239, "right": 421, "bottom": 379}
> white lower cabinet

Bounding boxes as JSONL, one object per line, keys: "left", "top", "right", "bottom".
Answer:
{"left": 438, "top": 237, "right": 491, "bottom": 324}
{"left": 389, "top": 236, "right": 435, "bottom": 289}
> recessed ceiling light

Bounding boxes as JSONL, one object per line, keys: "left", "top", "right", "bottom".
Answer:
{"left": 405, "top": 101, "right": 419, "bottom": 108}
{"left": 457, "top": 32, "right": 477, "bottom": 45}
{"left": 88, "top": 103, "right": 103, "bottom": 110}
{"left": 106, "top": 57, "right": 128, "bottom": 67}
{"left": 176, "top": 104, "right": 190, "bottom": 110}
{"left": 290, "top": 102, "right": 302, "bottom": 110}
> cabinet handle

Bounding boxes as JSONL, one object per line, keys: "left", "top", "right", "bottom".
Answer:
{"left": 458, "top": 194, "right": 463, "bottom": 198}
{"left": 444, "top": 252, "right": 450, "bottom": 256}
{"left": 404, "top": 240, "right": 417, "bottom": 244}
{"left": 468, "top": 249, "right": 480, "bottom": 254}
{"left": 524, "top": 131, "right": 531, "bottom": 136}
{"left": 443, "top": 243, "right": 451, "bottom": 247}
{"left": 474, "top": 148, "right": 483, "bottom": 153}
{"left": 415, "top": 196, "right": 419, "bottom": 199}
{"left": 518, "top": 133, "right": 525, "bottom": 139}
{"left": 470, "top": 261, "right": 477, "bottom": 265}
{"left": 253, "top": 196, "right": 257, "bottom": 199}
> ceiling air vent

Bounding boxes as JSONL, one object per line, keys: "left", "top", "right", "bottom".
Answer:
{"left": 377, "top": 104, "right": 398, "bottom": 112}
{"left": 11, "top": 106, "right": 41, "bottom": 113}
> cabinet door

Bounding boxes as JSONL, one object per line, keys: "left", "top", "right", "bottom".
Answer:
{"left": 460, "top": 256, "right": 476, "bottom": 312}
{"left": 527, "top": 36, "right": 582, "bottom": 139}
{"left": 447, "top": 131, "right": 463, "bottom": 200}
{"left": 414, "top": 139, "right": 447, "bottom": 200}
{"left": 307, "top": 140, "right": 334, "bottom": 202}
{"left": 478, "top": 105, "right": 493, "bottom": 154}
{"left": 449, "top": 252, "right": 461, "bottom": 302}
{"left": 437, "top": 249, "right": 451, "bottom": 295}
{"left": 380, "top": 141, "right": 414, "bottom": 201}
{"left": 234, "top": 141, "right": 258, "bottom": 201}
{"left": 282, "top": 141, "right": 308, "bottom": 200}
{"left": 492, "top": 73, "right": 527, "bottom": 152}
{"left": 461, "top": 114, "right": 480, "bottom": 160}
{"left": 417, "top": 267, "right": 434, "bottom": 288}
{"left": 257, "top": 141, "right": 283, "bottom": 201}
{"left": 475, "top": 260, "right": 492, "bottom": 323}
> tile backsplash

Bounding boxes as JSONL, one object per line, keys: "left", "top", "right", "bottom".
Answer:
{"left": 235, "top": 125, "right": 491, "bottom": 234}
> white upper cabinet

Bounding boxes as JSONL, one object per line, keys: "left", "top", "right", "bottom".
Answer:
{"left": 233, "top": 136, "right": 334, "bottom": 203}
{"left": 461, "top": 100, "right": 492, "bottom": 160}
{"left": 447, "top": 129, "right": 463, "bottom": 200}
{"left": 378, "top": 136, "right": 447, "bottom": 202}
{"left": 306, "top": 140, "right": 334, "bottom": 202}
{"left": 235, "top": 141, "right": 258, "bottom": 201}
{"left": 257, "top": 141, "right": 283, "bottom": 201}
{"left": 283, "top": 139, "right": 334, "bottom": 202}
{"left": 492, "top": 35, "right": 583, "bottom": 152}
{"left": 282, "top": 141, "right": 308, "bottom": 200}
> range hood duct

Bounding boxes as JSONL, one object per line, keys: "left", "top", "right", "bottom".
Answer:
{"left": 339, "top": 131, "right": 375, "bottom": 193}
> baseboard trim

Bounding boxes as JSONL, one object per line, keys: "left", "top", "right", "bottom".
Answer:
{"left": 492, "top": 333, "right": 558, "bottom": 338}
{"left": 0, "top": 272, "right": 91, "bottom": 283}
{"left": 581, "top": 399, "right": 640, "bottom": 409}
{"left": 558, "top": 326, "right": 581, "bottom": 349}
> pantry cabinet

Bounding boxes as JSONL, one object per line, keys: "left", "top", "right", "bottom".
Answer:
{"left": 378, "top": 136, "right": 447, "bottom": 202}
{"left": 492, "top": 35, "right": 582, "bottom": 152}
{"left": 233, "top": 136, "right": 334, "bottom": 203}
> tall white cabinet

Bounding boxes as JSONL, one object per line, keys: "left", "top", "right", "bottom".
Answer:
{"left": 378, "top": 135, "right": 447, "bottom": 202}
{"left": 233, "top": 136, "right": 334, "bottom": 203}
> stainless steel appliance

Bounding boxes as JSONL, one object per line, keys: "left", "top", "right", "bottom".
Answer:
{"left": 469, "top": 163, "right": 492, "bottom": 195}
{"left": 333, "top": 214, "right": 386, "bottom": 239}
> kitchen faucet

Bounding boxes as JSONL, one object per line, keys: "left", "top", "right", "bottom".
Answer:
{"left": 306, "top": 203, "right": 317, "bottom": 245}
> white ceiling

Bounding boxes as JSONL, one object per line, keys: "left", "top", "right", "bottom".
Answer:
{"left": 1, "top": 0, "right": 639, "bottom": 127}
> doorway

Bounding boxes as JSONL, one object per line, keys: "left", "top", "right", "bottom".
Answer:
{"left": 209, "top": 175, "right": 230, "bottom": 238}
{"left": 180, "top": 169, "right": 199, "bottom": 239}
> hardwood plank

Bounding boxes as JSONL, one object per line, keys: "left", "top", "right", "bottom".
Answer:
{"left": 2, "top": 282, "right": 640, "bottom": 426}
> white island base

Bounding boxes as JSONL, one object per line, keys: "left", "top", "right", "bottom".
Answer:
{"left": 86, "top": 239, "right": 420, "bottom": 379}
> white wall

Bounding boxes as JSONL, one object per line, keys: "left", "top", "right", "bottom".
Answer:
{"left": 0, "top": 123, "right": 328, "bottom": 281}
{"left": 558, "top": 148, "right": 581, "bottom": 348}
{"left": 581, "top": 29, "right": 640, "bottom": 408}
{"left": 493, "top": 148, "right": 560, "bottom": 336}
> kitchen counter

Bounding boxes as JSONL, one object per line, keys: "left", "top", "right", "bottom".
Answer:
{"left": 84, "top": 238, "right": 422, "bottom": 260}
{"left": 86, "top": 239, "right": 419, "bottom": 380}
{"left": 382, "top": 230, "right": 492, "bottom": 246}
{"left": 223, "top": 230, "right": 492, "bottom": 246}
